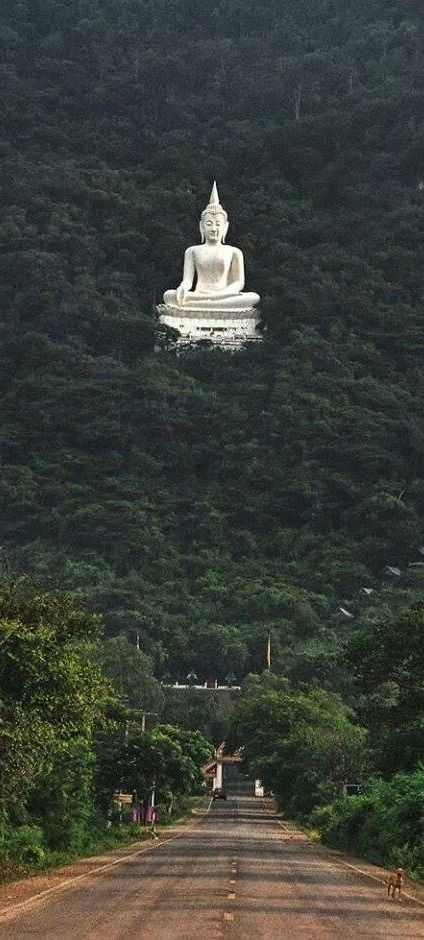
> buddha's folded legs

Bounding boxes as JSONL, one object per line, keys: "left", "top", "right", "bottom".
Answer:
{"left": 163, "top": 290, "right": 260, "bottom": 310}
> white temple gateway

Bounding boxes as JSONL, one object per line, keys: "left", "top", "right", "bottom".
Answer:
{"left": 157, "top": 183, "right": 262, "bottom": 349}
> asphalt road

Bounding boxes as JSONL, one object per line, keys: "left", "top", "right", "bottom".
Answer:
{"left": 1, "top": 796, "right": 424, "bottom": 938}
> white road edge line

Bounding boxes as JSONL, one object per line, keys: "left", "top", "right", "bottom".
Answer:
{"left": 275, "top": 818, "right": 424, "bottom": 909}
{"left": 0, "top": 797, "right": 214, "bottom": 922}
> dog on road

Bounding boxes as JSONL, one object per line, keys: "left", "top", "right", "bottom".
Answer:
{"left": 387, "top": 867, "right": 403, "bottom": 900}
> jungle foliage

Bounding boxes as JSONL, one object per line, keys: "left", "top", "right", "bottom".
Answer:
{"left": 1, "top": 1, "right": 424, "bottom": 683}
{"left": 344, "top": 604, "right": 424, "bottom": 776}
{"left": 233, "top": 606, "right": 424, "bottom": 876}
{"left": 2, "top": 2, "right": 424, "bottom": 878}
{"left": 312, "top": 768, "right": 424, "bottom": 880}
{"left": 233, "top": 673, "right": 368, "bottom": 816}
{"left": 0, "top": 584, "right": 212, "bottom": 873}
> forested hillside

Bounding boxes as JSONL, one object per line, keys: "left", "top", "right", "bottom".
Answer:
{"left": 1, "top": 0, "right": 424, "bottom": 684}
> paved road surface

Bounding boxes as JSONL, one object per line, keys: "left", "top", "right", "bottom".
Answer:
{"left": 1, "top": 796, "right": 423, "bottom": 938}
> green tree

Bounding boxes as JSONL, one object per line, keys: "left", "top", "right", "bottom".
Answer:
{"left": 0, "top": 583, "right": 112, "bottom": 849}
{"left": 1, "top": 0, "right": 424, "bottom": 695}
{"left": 96, "top": 721, "right": 213, "bottom": 814}
{"left": 344, "top": 605, "right": 424, "bottom": 775}
{"left": 234, "top": 683, "right": 367, "bottom": 816}
{"left": 312, "top": 767, "right": 424, "bottom": 879}
{"left": 97, "top": 634, "right": 164, "bottom": 712}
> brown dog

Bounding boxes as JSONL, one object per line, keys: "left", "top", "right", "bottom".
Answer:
{"left": 387, "top": 867, "right": 403, "bottom": 900}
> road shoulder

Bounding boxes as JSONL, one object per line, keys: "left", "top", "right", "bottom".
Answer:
{"left": 0, "top": 798, "right": 211, "bottom": 919}
{"left": 265, "top": 805, "right": 424, "bottom": 908}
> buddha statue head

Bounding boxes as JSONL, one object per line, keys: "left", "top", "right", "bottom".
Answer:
{"left": 200, "top": 181, "right": 229, "bottom": 244}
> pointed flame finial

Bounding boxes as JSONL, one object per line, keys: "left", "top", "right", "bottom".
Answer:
{"left": 210, "top": 180, "right": 220, "bottom": 205}
{"left": 201, "top": 181, "right": 228, "bottom": 220}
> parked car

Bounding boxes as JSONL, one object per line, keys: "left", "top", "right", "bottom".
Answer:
{"left": 212, "top": 787, "right": 227, "bottom": 801}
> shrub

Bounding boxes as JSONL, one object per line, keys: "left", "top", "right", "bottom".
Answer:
{"left": 7, "top": 825, "right": 46, "bottom": 865}
{"left": 311, "top": 767, "right": 424, "bottom": 878}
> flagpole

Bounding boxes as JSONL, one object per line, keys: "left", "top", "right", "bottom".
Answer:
{"left": 266, "top": 633, "right": 271, "bottom": 670}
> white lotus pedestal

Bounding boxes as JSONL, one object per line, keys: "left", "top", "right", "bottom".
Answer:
{"left": 157, "top": 303, "right": 262, "bottom": 350}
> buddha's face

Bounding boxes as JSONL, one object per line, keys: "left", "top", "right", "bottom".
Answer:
{"left": 200, "top": 212, "right": 228, "bottom": 244}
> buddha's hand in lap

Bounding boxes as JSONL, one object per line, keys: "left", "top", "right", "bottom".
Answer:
{"left": 176, "top": 285, "right": 188, "bottom": 306}
{"left": 213, "top": 282, "right": 243, "bottom": 297}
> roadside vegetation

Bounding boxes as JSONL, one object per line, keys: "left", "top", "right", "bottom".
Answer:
{"left": 311, "top": 769, "right": 424, "bottom": 880}
{"left": 0, "top": 583, "right": 213, "bottom": 881}
{"left": 235, "top": 606, "right": 424, "bottom": 881}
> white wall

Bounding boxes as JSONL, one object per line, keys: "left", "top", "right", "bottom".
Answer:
{"left": 213, "top": 763, "right": 223, "bottom": 789}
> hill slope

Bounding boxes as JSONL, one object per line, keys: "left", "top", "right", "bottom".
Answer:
{"left": 1, "top": 0, "right": 424, "bottom": 683}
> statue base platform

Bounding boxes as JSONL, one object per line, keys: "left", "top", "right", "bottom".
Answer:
{"left": 156, "top": 304, "right": 262, "bottom": 350}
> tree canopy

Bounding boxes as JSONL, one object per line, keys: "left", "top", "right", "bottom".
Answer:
{"left": 0, "top": 0, "right": 423, "bottom": 685}
{"left": 344, "top": 605, "right": 424, "bottom": 775}
{"left": 234, "top": 677, "right": 367, "bottom": 815}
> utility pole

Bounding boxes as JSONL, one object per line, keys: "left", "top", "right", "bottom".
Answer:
{"left": 140, "top": 710, "right": 157, "bottom": 733}
{"left": 138, "top": 710, "right": 157, "bottom": 825}
{"left": 139, "top": 710, "right": 158, "bottom": 819}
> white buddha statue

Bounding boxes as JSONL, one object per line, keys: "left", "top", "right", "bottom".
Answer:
{"left": 162, "top": 183, "right": 260, "bottom": 313}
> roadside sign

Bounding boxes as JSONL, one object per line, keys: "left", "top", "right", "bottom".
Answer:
{"left": 114, "top": 792, "right": 133, "bottom": 804}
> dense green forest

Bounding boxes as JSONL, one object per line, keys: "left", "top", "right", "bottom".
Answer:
{"left": 0, "top": 584, "right": 212, "bottom": 873}
{"left": 1, "top": 0, "right": 424, "bottom": 688}
{"left": 233, "top": 604, "right": 424, "bottom": 877}
{"left": 2, "top": 0, "right": 424, "bottom": 883}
